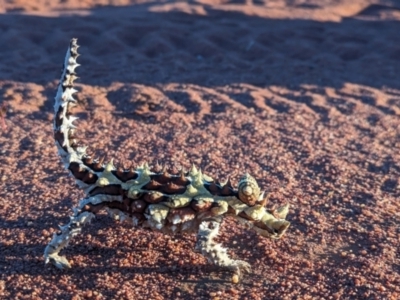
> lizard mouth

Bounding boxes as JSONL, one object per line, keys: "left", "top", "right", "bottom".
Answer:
{"left": 252, "top": 220, "right": 291, "bottom": 239}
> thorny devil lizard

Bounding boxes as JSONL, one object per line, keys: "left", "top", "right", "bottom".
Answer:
{"left": 44, "top": 38, "right": 291, "bottom": 279}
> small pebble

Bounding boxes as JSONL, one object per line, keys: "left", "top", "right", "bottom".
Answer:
{"left": 232, "top": 274, "right": 239, "bottom": 284}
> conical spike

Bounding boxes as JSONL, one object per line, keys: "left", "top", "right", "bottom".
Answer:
{"left": 161, "top": 169, "right": 171, "bottom": 182}
{"left": 189, "top": 164, "right": 198, "bottom": 176}
{"left": 128, "top": 165, "right": 135, "bottom": 175}
{"left": 257, "top": 191, "right": 268, "bottom": 207}
{"left": 208, "top": 182, "right": 220, "bottom": 194}
{"left": 151, "top": 161, "right": 162, "bottom": 173}
{"left": 143, "top": 161, "right": 151, "bottom": 175}
{"left": 258, "top": 190, "right": 265, "bottom": 201}
{"left": 92, "top": 157, "right": 102, "bottom": 170}
{"left": 172, "top": 168, "right": 188, "bottom": 186}
{"left": 221, "top": 177, "right": 234, "bottom": 195}
{"left": 105, "top": 159, "right": 115, "bottom": 172}
{"left": 220, "top": 177, "right": 228, "bottom": 187}
{"left": 67, "top": 115, "right": 79, "bottom": 122}
{"left": 179, "top": 169, "right": 187, "bottom": 182}
{"left": 194, "top": 169, "right": 203, "bottom": 186}
{"left": 171, "top": 165, "right": 179, "bottom": 175}
{"left": 117, "top": 165, "right": 124, "bottom": 177}
{"left": 275, "top": 204, "right": 290, "bottom": 219}
{"left": 186, "top": 184, "right": 198, "bottom": 195}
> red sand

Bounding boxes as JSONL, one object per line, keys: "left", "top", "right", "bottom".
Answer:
{"left": 0, "top": 0, "right": 400, "bottom": 299}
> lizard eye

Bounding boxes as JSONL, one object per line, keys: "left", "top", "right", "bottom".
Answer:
{"left": 242, "top": 185, "right": 253, "bottom": 196}
{"left": 238, "top": 173, "right": 260, "bottom": 206}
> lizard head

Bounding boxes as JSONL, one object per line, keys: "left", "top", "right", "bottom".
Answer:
{"left": 234, "top": 173, "right": 291, "bottom": 239}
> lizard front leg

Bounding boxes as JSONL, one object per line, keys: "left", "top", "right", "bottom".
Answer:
{"left": 196, "top": 218, "right": 251, "bottom": 277}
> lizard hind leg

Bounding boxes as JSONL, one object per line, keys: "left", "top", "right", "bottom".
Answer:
{"left": 196, "top": 218, "right": 251, "bottom": 278}
{"left": 44, "top": 200, "right": 96, "bottom": 269}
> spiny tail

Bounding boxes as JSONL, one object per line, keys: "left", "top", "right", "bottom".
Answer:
{"left": 53, "top": 38, "right": 100, "bottom": 191}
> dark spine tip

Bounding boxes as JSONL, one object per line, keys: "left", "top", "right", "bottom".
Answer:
{"left": 82, "top": 156, "right": 93, "bottom": 165}
{"left": 143, "top": 191, "right": 165, "bottom": 204}
{"left": 171, "top": 169, "right": 190, "bottom": 186}
{"left": 111, "top": 169, "right": 139, "bottom": 182}
{"left": 143, "top": 180, "right": 161, "bottom": 190}
{"left": 151, "top": 162, "right": 162, "bottom": 173}
{"left": 160, "top": 182, "right": 186, "bottom": 194}
{"left": 68, "top": 162, "right": 98, "bottom": 184}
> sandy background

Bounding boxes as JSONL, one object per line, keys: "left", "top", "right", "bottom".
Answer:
{"left": 0, "top": 0, "right": 400, "bottom": 299}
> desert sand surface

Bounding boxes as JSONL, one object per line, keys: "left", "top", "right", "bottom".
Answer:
{"left": 0, "top": 0, "right": 400, "bottom": 299}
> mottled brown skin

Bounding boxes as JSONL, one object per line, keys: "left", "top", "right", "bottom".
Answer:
{"left": 44, "top": 38, "right": 291, "bottom": 278}
{"left": 62, "top": 165, "right": 242, "bottom": 233}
